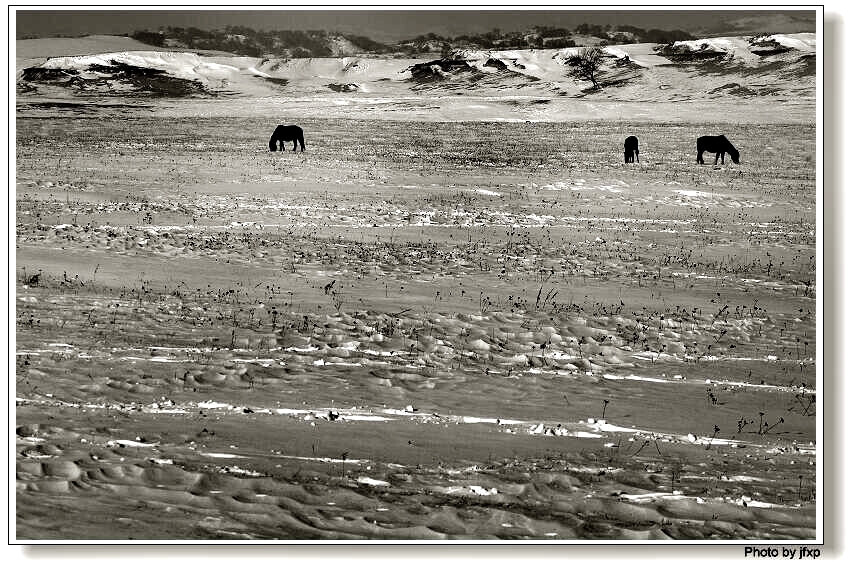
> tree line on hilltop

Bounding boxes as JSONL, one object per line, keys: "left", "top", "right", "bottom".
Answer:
{"left": 129, "top": 24, "right": 696, "bottom": 58}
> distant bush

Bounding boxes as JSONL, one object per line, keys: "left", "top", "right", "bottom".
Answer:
{"left": 575, "top": 23, "right": 610, "bottom": 39}
{"left": 291, "top": 47, "right": 313, "bottom": 58}
{"left": 532, "top": 26, "right": 571, "bottom": 37}
{"left": 274, "top": 30, "right": 332, "bottom": 56}
{"left": 543, "top": 38, "right": 576, "bottom": 49}
{"left": 644, "top": 28, "right": 696, "bottom": 43}
{"left": 131, "top": 30, "right": 165, "bottom": 47}
{"left": 344, "top": 34, "right": 390, "bottom": 53}
{"left": 617, "top": 25, "right": 695, "bottom": 43}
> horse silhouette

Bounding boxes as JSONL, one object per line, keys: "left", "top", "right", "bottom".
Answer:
{"left": 269, "top": 125, "right": 305, "bottom": 152}
{"left": 696, "top": 135, "right": 739, "bottom": 164}
{"left": 624, "top": 136, "right": 639, "bottom": 163}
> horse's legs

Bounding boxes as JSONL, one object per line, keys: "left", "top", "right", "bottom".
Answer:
{"left": 635, "top": 150, "right": 639, "bottom": 163}
{"left": 292, "top": 140, "right": 298, "bottom": 152}
{"left": 697, "top": 151, "right": 704, "bottom": 164}
{"left": 278, "top": 140, "right": 285, "bottom": 151}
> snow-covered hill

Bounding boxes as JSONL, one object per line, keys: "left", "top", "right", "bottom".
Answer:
{"left": 15, "top": 33, "right": 816, "bottom": 121}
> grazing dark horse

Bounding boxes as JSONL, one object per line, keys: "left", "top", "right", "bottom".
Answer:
{"left": 269, "top": 124, "right": 305, "bottom": 152}
{"left": 624, "top": 136, "right": 639, "bottom": 163}
{"left": 696, "top": 135, "right": 739, "bottom": 164}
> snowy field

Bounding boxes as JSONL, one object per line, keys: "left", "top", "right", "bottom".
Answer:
{"left": 15, "top": 33, "right": 817, "bottom": 541}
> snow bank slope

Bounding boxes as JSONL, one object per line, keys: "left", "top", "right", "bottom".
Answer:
{"left": 40, "top": 51, "right": 244, "bottom": 83}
